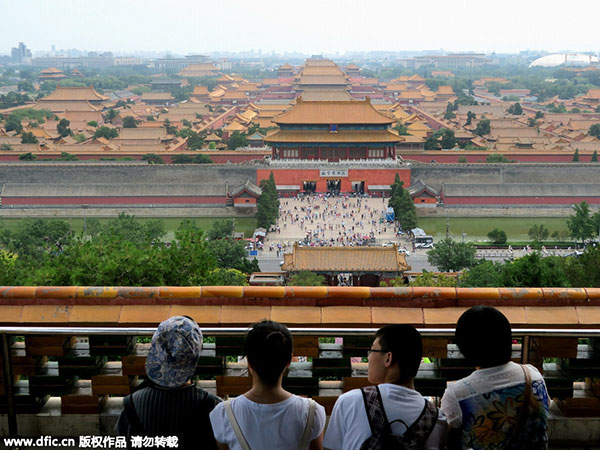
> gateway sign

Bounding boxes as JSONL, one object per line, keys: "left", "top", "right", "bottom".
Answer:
{"left": 320, "top": 169, "right": 348, "bottom": 177}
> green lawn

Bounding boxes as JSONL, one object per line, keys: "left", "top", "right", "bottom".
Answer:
{"left": 418, "top": 217, "right": 570, "bottom": 242}
{"left": 0, "top": 217, "right": 257, "bottom": 239}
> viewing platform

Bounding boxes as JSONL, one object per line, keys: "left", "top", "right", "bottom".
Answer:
{"left": 1, "top": 286, "right": 600, "bottom": 447}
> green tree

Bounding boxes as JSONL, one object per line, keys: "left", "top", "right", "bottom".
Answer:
{"left": 427, "top": 238, "right": 476, "bottom": 272}
{"left": 256, "top": 172, "right": 279, "bottom": 229}
{"left": 164, "top": 119, "right": 177, "bottom": 135}
{"left": 5, "top": 116, "right": 23, "bottom": 134}
{"left": 1, "top": 143, "right": 13, "bottom": 151}
{"left": 227, "top": 131, "right": 249, "bottom": 150}
{"left": 58, "top": 152, "right": 78, "bottom": 161}
{"left": 393, "top": 123, "right": 410, "bottom": 135}
{"left": 566, "top": 246, "right": 600, "bottom": 287}
{"left": 460, "top": 260, "right": 503, "bottom": 287}
{"left": 572, "top": 149, "right": 580, "bottom": 162}
{"left": 21, "top": 132, "right": 38, "bottom": 144}
{"left": 18, "top": 152, "right": 36, "bottom": 160}
{"left": 507, "top": 102, "right": 523, "bottom": 115}
{"left": 474, "top": 119, "right": 491, "bottom": 136}
{"left": 487, "top": 229, "right": 507, "bottom": 244}
{"left": 589, "top": 123, "right": 600, "bottom": 139}
{"left": 87, "top": 120, "right": 98, "bottom": 127}
{"left": 535, "top": 111, "right": 545, "bottom": 119}
{"left": 465, "top": 111, "right": 475, "bottom": 126}
{"left": 567, "top": 201, "right": 595, "bottom": 243}
{"left": 122, "top": 116, "right": 138, "bottom": 128}
{"left": 592, "top": 150, "right": 598, "bottom": 162}
{"left": 205, "top": 268, "right": 249, "bottom": 286}
{"left": 193, "top": 154, "right": 212, "bottom": 164}
{"left": 93, "top": 126, "right": 118, "bottom": 140}
{"left": 486, "top": 154, "right": 511, "bottom": 163}
{"left": 57, "top": 118, "right": 71, "bottom": 137}
{"left": 528, "top": 224, "right": 549, "bottom": 243}
{"left": 141, "top": 153, "right": 164, "bottom": 164}
{"left": 500, "top": 253, "right": 569, "bottom": 287}
{"left": 17, "top": 80, "right": 35, "bottom": 92}
{"left": 527, "top": 118, "right": 537, "bottom": 127}
{"left": 171, "top": 154, "right": 194, "bottom": 164}
{"left": 457, "top": 156, "right": 467, "bottom": 163}
{"left": 288, "top": 271, "right": 326, "bottom": 286}
{"left": 206, "top": 219, "right": 235, "bottom": 240}
{"left": 409, "top": 270, "right": 458, "bottom": 287}
{"left": 439, "top": 129, "right": 457, "bottom": 149}
{"left": 388, "top": 174, "right": 417, "bottom": 230}
{"left": 187, "top": 131, "right": 205, "bottom": 150}
{"left": 103, "top": 108, "right": 118, "bottom": 123}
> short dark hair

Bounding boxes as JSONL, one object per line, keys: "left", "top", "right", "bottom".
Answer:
{"left": 375, "top": 324, "right": 422, "bottom": 382}
{"left": 244, "top": 320, "right": 293, "bottom": 386}
{"left": 455, "top": 306, "right": 512, "bottom": 368}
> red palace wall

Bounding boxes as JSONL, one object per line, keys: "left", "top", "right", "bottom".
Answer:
{"left": 2, "top": 196, "right": 226, "bottom": 206}
{"left": 257, "top": 168, "right": 411, "bottom": 194}
{"left": 233, "top": 197, "right": 257, "bottom": 206}
{"left": 444, "top": 196, "right": 600, "bottom": 205}
{"left": 0, "top": 153, "right": 267, "bottom": 164}
{"left": 400, "top": 152, "right": 591, "bottom": 164}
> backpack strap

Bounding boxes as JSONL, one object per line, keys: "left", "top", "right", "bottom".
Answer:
{"left": 122, "top": 394, "right": 145, "bottom": 436}
{"left": 360, "top": 385, "right": 390, "bottom": 449}
{"left": 401, "top": 399, "right": 439, "bottom": 446}
{"left": 502, "top": 364, "right": 534, "bottom": 450}
{"left": 225, "top": 399, "right": 252, "bottom": 450}
{"left": 297, "top": 399, "right": 317, "bottom": 450}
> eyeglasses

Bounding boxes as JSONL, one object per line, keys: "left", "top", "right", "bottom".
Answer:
{"left": 367, "top": 348, "right": 388, "bottom": 355}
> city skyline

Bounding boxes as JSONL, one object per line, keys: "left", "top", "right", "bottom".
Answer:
{"left": 1, "top": 0, "right": 599, "bottom": 56}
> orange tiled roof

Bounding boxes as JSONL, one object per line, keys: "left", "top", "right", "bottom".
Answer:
{"left": 437, "top": 86, "right": 454, "bottom": 95}
{"left": 301, "top": 66, "right": 345, "bottom": 76}
{"left": 300, "top": 87, "right": 353, "bottom": 101}
{"left": 41, "top": 86, "right": 108, "bottom": 102}
{"left": 223, "top": 121, "right": 246, "bottom": 132}
{"left": 264, "top": 129, "right": 401, "bottom": 143}
{"left": 193, "top": 86, "right": 209, "bottom": 95}
{"left": 273, "top": 98, "right": 394, "bottom": 125}
{"left": 33, "top": 100, "right": 102, "bottom": 113}
{"left": 141, "top": 92, "right": 174, "bottom": 101}
{"left": 221, "top": 91, "right": 249, "bottom": 100}
{"left": 298, "top": 75, "right": 348, "bottom": 86}
{"left": 282, "top": 245, "right": 409, "bottom": 272}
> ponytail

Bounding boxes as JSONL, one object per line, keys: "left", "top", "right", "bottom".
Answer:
{"left": 244, "top": 321, "right": 293, "bottom": 385}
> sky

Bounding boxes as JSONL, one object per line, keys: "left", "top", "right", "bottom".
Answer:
{"left": 1, "top": 0, "right": 599, "bottom": 56}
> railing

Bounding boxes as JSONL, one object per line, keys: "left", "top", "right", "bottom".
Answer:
{"left": 2, "top": 324, "right": 600, "bottom": 442}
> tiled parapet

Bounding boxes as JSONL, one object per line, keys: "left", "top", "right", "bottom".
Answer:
{"left": 1, "top": 286, "right": 600, "bottom": 327}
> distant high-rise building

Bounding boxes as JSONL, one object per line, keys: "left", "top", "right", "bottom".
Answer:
{"left": 11, "top": 42, "right": 32, "bottom": 64}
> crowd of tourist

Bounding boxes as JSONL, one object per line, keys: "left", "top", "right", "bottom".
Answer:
{"left": 116, "top": 307, "right": 550, "bottom": 450}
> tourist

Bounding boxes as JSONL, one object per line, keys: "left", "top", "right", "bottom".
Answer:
{"left": 441, "top": 306, "right": 549, "bottom": 450}
{"left": 324, "top": 325, "right": 447, "bottom": 449}
{"left": 115, "top": 316, "right": 221, "bottom": 449}
{"left": 210, "top": 320, "right": 326, "bottom": 449}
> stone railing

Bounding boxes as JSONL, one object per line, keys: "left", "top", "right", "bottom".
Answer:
{"left": 0, "top": 286, "right": 600, "bottom": 446}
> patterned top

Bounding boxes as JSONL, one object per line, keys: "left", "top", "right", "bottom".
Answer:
{"left": 441, "top": 362, "right": 549, "bottom": 450}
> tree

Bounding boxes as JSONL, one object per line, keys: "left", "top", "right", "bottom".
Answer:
{"left": 256, "top": 172, "right": 279, "bottom": 229}
{"left": 486, "top": 154, "right": 511, "bottom": 163}
{"left": 487, "top": 229, "right": 507, "bottom": 244}
{"left": 171, "top": 155, "right": 194, "bottom": 164}
{"left": 57, "top": 118, "right": 71, "bottom": 137}
{"left": 566, "top": 245, "right": 600, "bottom": 287}
{"left": 528, "top": 224, "right": 549, "bottom": 243}
{"left": 460, "top": 260, "right": 503, "bottom": 287}
{"left": 0, "top": 143, "right": 13, "bottom": 151}
{"left": 474, "top": 119, "right": 490, "bottom": 136}
{"left": 193, "top": 154, "right": 212, "bottom": 164}
{"left": 227, "top": 131, "right": 249, "bottom": 150}
{"left": 572, "top": 149, "right": 580, "bottom": 162}
{"left": 527, "top": 118, "right": 537, "bottom": 127}
{"left": 141, "top": 153, "right": 164, "bottom": 164}
{"left": 87, "top": 121, "right": 98, "bottom": 127}
{"left": 5, "top": 116, "right": 23, "bottom": 134}
{"left": 205, "top": 268, "right": 248, "bottom": 286}
{"left": 567, "top": 201, "right": 595, "bottom": 243}
{"left": 206, "top": 219, "right": 235, "bottom": 240}
{"left": 163, "top": 119, "right": 177, "bottom": 135}
{"left": 500, "top": 253, "right": 569, "bottom": 287}
{"left": 186, "top": 131, "right": 205, "bottom": 150}
{"left": 93, "top": 126, "right": 118, "bottom": 140}
{"left": 427, "top": 238, "right": 476, "bottom": 272}
{"left": 122, "top": 116, "right": 138, "bottom": 128}
{"left": 592, "top": 151, "right": 598, "bottom": 162}
{"left": 507, "top": 103, "right": 523, "bottom": 115}
{"left": 409, "top": 270, "right": 458, "bottom": 287}
{"left": 465, "top": 111, "right": 475, "bottom": 126}
{"left": 18, "top": 152, "right": 36, "bottom": 160}
{"left": 535, "top": 111, "right": 545, "bottom": 119}
{"left": 21, "top": 132, "right": 38, "bottom": 144}
{"left": 288, "top": 271, "right": 326, "bottom": 286}
{"left": 103, "top": 108, "right": 118, "bottom": 123}
{"left": 393, "top": 123, "right": 410, "bottom": 135}
{"left": 439, "top": 129, "right": 457, "bottom": 149}
{"left": 457, "top": 156, "right": 467, "bottom": 163}
{"left": 59, "top": 152, "right": 78, "bottom": 161}
{"left": 589, "top": 123, "right": 600, "bottom": 139}
{"left": 388, "top": 174, "right": 417, "bottom": 231}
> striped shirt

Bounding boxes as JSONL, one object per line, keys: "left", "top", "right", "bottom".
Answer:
{"left": 115, "top": 382, "right": 221, "bottom": 450}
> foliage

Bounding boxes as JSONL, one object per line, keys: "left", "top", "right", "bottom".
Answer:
{"left": 163, "top": 119, "right": 177, "bottom": 135}
{"left": 486, "top": 154, "right": 512, "bottom": 163}
{"left": 18, "top": 152, "right": 36, "bottom": 160}
{"left": 592, "top": 151, "right": 598, "bottom": 162}
{"left": 59, "top": 152, "right": 78, "bottom": 161}
{"left": 465, "top": 111, "right": 475, "bottom": 126}
{"left": 548, "top": 103, "right": 567, "bottom": 113}
{"left": 288, "top": 271, "right": 326, "bottom": 286}
{"left": 507, "top": 102, "right": 523, "bottom": 115}
{"left": 1, "top": 143, "right": 13, "bottom": 151}
{"left": 393, "top": 123, "right": 410, "bottom": 135}
{"left": 388, "top": 174, "right": 417, "bottom": 230}
{"left": 457, "top": 156, "right": 467, "bottom": 163}
{"left": 122, "top": 116, "right": 138, "bottom": 128}
{"left": 527, "top": 118, "right": 537, "bottom": 127}
{"left": 572, "top": 149, "right": 580, "bottom": 162}
{"left": 170, "top": 154, "right": 212, "bottom": 164}
{"left": 0, "top": 92, "right": 31, "bottom": 109}
{"left": 528, "top": 224, "right": 550, "bottom": 242}
{"left": 256, "top": 172, "right": 279, "bottom": 229}
{"left": 57, "top": 118, "right": 71, "bottom": 137}
{"left": 206, "top": 219, "right": 235, "bottom": 241}
{"left": 186, "top": 130, "right": 205, "bottom": 150}
{"left": 227, "top": 131, "right": 249, "bottom": 150}
{"left": 535, "top": 111, "right": 545, "bottom": 119}
{"left": 20, "top": 132, "right": 38, "bottom": 144}
{"left": 93, "top": 126, "right": 118, "bottom": 140}
{"left": 474, "top": 119, "right": 491, "bottom": 136}
{"left": 589, "top": 123, "right": 600, "bottom": 139}
{"left": 487, "top": 228, "right": 508, "bottom": 244}
{"left": 204, "top": 268, "right": 248, "bottom": 286}
{"left": 424, "top": 128, "right": 456, "bottom": 150}
{"left": 567, "top": 201, "right": 596, "bottom": 242}
{"left": 87, "top": 121, "right": 98, "bottom": 127}
{"left": 4, "top": 116, "right": 23, "bottom": 134}
{"left": 103, "top": 108, "right": 118, "bottom": 123}
{"left": 409, "top": 270, "right": 458, "bottom": 287}
{"left": 565, "top": 245, "right": 600, "bottom": 287}
{"left": 17, "top": 80, "right": 35, "bottom": 92}
{"left": 141, "top": 153, "right": 164, "bottom": 164}
{"left": 427, "top": 238, "right": 476, "bottom": 272}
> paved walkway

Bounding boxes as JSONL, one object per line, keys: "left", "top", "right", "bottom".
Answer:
{"left": 261, "top": 195, "right": 413, "bottom": 256}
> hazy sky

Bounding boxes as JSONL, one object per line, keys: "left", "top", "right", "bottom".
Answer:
{"left": 1, "top": 0, "right": 599, "bottom": 55}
